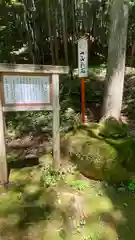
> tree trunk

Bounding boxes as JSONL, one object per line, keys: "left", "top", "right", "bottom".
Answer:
{"left": 61, "top": 0, "right": 68, "bottom": 65}
{"left": 51, "top": 0, "right": 59, "bottom": 64}
{"left": 130, "top": 39, "right": 135, "bottom": 67}
{"left": 71, "top": 0, "right": 76, "bottom": 68}
{"left": 46, "top": 0, "right": 55, "bottom": 65}
{"left": 101, "top": 0, "right": 129, "bottom": 121}
{"left": 54, "top": 0, "right": 59, "bottom": 64}
{"left": 23, "top": 0, "right": 35, "bottom": 63}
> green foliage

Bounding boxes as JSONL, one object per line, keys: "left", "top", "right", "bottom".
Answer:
{"left": 6, "top": 107, "right": 81, "bottom": 136}
{"left": 6, "top": 111, "right": 52, "bottom": 136}
{"left": 128, "top": 180, "right": 135, "bottom": 191}
{"left": 116, "top": 180, "right": 135, "bottom": 192}
{"left": 82, "top": 233, "right": 103, "bottom": 240}
{"left": 69, "top": 179, "right": 89, "bottom": 191}
{"left": 0, "top": 0, "right": 135, "bottom": 67}
{"left": 0, "top": 0, "right": 109, "bottom": 65}
{"left": 40, "top": 166, "right": 64, "bottom": 187}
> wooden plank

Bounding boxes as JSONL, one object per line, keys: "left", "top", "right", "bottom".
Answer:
{"left": 0, "top": 64, "right": 69, "bottom": 75}
{"left": 0, "top": 77, "right": 8, "bottom": 184}
{"left": 52, "top": 74, "right": 60, "bottom": 170}
{"left": 3, "top": 105, "right": 53, "bottom": 112}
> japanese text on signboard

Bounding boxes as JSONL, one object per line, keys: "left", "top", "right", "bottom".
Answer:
{"left": 78, "top": 37, "right": 88, "bottom": 78}
{"left": 3, "top": 75, "right": 51, "bottom": 105}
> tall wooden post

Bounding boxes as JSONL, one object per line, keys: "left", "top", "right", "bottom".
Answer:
{"left": 0, "top": 77, "right": 8, "bottom": 184}
{"left": 52, "top": 74, "right": 60, "bottom": 170}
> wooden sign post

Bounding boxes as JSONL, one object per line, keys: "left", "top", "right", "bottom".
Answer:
{"left": 0, "top": 64, "right": 69, "bottom": 184}
{"left": 78, "top": 37, "right": 88, "bottom": 123}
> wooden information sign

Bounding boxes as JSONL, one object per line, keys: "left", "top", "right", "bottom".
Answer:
{"left": 0, "top": 64, "right": 69, "bottom": 184}
{"left": 2, "top": 74, "right": 52, "bottom": 112}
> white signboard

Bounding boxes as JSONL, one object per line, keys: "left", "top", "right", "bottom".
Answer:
{"left": 78, "top": 37, "right": 88, "bottom": 78}
{"left": 3, "top": 75, "right": 51, "bottom": 106}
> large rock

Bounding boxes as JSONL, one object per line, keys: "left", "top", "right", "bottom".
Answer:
{"left": 61, "top": 122, "right": 135, "bottom": 182}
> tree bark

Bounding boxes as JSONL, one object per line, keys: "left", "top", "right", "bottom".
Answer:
{"left": 51, "top": 0, "right": 59, "bottom": 64}
{"left": 46, "top": 0, "right": 55, "bottom": 65}
{"left": 61, "top": 0, "right": 68, "bottom": 65}
{"left": 101, "top": 0, "right": 129, "bottom": 121}
{"left": 23, "top": 0, "right": 35, "bottom": 63}
{"left": 71, "top": 0, "right": 76, "bottom": 68}
{"left": 130, "top": 39, "right": 135, "bottom": 67}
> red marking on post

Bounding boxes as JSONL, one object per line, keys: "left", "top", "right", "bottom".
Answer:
{"left": 81, "top": 78, "right": 86, "bottom": 123}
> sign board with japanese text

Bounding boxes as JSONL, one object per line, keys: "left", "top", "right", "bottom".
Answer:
{"left": 78, "top": 37, "right": 88, "bottom": 78}
{"left": 2, "top": 74, "right": 52, "bottom": 112}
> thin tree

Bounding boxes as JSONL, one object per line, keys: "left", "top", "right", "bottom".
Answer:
{"left": 61, "top": 0, "right": 68, "bottom": 65}
{"left": 46, "top": 0, "right": 55, "bottom": 65}
{"left": 51, "top": 0, "right": 59, "bottom": 64}
{"left": 72, "top": 0, "right": 76, "bottom": 63}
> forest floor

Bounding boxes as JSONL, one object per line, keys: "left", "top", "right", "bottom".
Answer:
{"left": 0, "top": 153, "right": 135, "bottom": 240}
{"left": 1, "top": 65, "right": 135, "bottom": 240}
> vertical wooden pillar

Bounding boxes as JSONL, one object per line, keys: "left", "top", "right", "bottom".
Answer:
{"left": 0, "top": 77, "right": 8, "bottom": 184}
{"left": 52, "top": 74, "right": 60, "bottom": 170}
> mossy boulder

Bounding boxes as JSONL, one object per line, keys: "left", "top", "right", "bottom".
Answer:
{"left": 99, "top": 118, "right": 128, "bottom": 139}
{"left": 61, "top": 121, "right": 135, "bottom": 182}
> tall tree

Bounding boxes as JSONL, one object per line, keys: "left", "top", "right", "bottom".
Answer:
{"left": 102, "top": 0, "right": 129, "bottom": 121}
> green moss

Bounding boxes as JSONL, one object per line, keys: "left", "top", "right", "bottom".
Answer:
{"left": 61, "top": 121, "right": 135, "bottom": 182}
{"left": 99, "top": 118, "right": 128, "bottom": 139}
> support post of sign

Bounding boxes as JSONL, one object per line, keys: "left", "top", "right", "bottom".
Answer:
{"left": 0, "top": 78, "right": 8, "bottom": 184}
{"left": 52, "top": 73, "right": 60, "bottom": 170}
{"left": 81, "top": 78, "right": 86, "bottom": 123}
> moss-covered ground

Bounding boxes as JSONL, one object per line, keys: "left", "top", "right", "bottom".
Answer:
{"left": 0, "top": 150, "right": 135, "bottom": 240}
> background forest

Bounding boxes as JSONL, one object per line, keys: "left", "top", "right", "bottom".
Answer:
{"left": 0, "top": 0, "right": 134, "bottom": 67}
